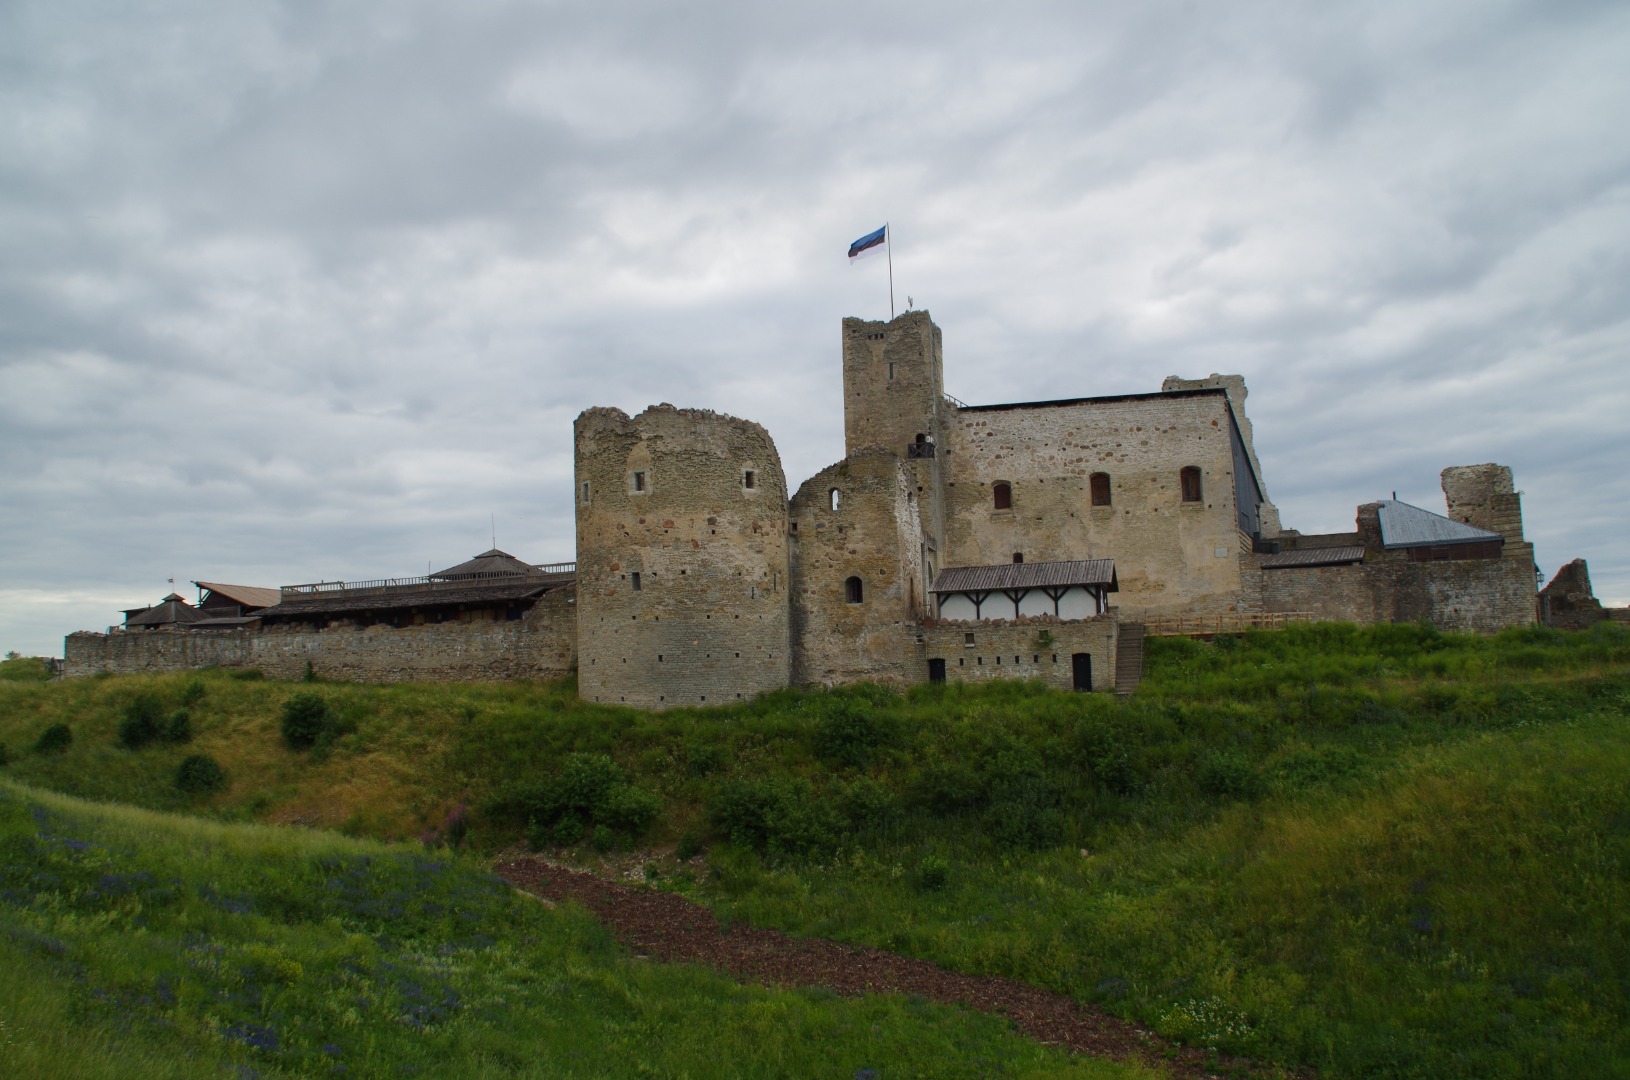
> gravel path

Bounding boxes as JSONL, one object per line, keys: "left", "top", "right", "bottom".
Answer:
{"left": 496, "top": 855, "right": 1294, "bottom": 1080}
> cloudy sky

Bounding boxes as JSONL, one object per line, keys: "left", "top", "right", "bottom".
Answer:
{"left": 3, "top": 0, "right": 1627, "bottom": 656}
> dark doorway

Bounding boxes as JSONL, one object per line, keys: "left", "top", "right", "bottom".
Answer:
{"left": 1071, "top": 653, "right": 1092, "bottom": 692}
{"left": 927, "top": 658, "right": 946, "bottom": 683}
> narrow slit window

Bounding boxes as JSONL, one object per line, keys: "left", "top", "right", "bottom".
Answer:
{"left": 993, "top": 482, "right": 1012, "bottom": 510}
{"left": 581, "top": 481, "right": 591, "bottom": 504}
{"left": 1180, "top": 466, "right": 1202, "bottom": 503}
{"left": 632, "top": 471, "right": 647, "bottom": 493}
{"left": 845, "top": 576, "right": 863, "bottom": 604}
{"left": 631, "top": 572, "right": 641, "bottom": 591}
{"left": 830, "top": 488, "right": 841, "bottom": 511}
{"left": 1090, "top": 472, "right": 1111, "bottom": 506}
{"left": 743, "top": 469, "right": 757, "bottom": 489}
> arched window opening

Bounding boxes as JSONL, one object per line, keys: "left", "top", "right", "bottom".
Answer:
{"left": 1180, "top": 466, "right": 1203, "bottom": 503}
{"left": 845, "top": 576, "right": 864, "bottom": 604}
{"left": 829, "top": 488, "right": 841, "bottom": 511}
{"left": 1090, "top": 472, "right": 1111, "bottom": 507}
{"left": 993, "top": 482, "right": 1012, "bottom": 510}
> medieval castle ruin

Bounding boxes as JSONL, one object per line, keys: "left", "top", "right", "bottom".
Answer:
{"left": 69, "top": 309, "right": 1581, "bottom": 706}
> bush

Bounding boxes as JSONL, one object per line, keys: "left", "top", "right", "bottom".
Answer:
{"left": 708, "top": 777, "right": 839, "bottom": 862}
{"left": 33, "top": 724, "right": 72, "bottom": 755}
{"left": 163, "top": 709, "right": 193, "bottom": 744}
{"left": 813, "top": 700, "right": 894, "bottom": 769}
{"left": 499, "top": 754, "right": 661, "bottom": 847}
{"left": 180, "top": 678, "right": 206, "bottom": 706}
{"left": 1197, "top": 749, "right": 1264, "bottom": 800}
{"left": 119, "top": 694, "right": 164, "bottom": 749}
{"left": 676, "top": 830, "right": 704, "bottom": 860}
{"left": 175, "top": 754, "right": 226, "bottom": 794}
{"left": 916, "top": 854, "right": 951, "bottom": 891}
{"left": 0, "top": 741, "right": 10, "bottom": 767}
{"left": 280, "top": 693, "right": 331, "bottom": 750}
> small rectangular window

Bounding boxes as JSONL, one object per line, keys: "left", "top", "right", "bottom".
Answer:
{"left": 633, "top": 471, "right": 647, "bottom": 492}
{"left": 631, "top": 572, "right": 641, "bottom": 591}
{"left": 581, "top": 481, "right": 591, "bottom": 503}
{"left": 743, "top": 469, "right": 757, "bottom": 489}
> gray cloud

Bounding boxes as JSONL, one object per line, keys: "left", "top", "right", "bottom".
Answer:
{"left": 4, "top": 0, "right": 1629, "bottom": 656}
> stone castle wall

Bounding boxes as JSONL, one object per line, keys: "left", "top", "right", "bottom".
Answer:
{"left": 918, "top": 614, "right": 1118, "bottom": 693}
{"left": 64, "top": 586, "right": 578, "bottom": 681}
{"left": 574, "top": 405, "right": 791, "bottom": 709}
{"left": 941, "top": 392, "right": 1248, "bottom": 616}
{"left": 788, "top": 449, "right": 926, "bottom": 688}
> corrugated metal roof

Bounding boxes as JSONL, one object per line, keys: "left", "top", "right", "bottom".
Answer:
{"left": 1376, "top": 500, "right": 1503, "bottom": 549}
{"left": 1260, "top": 546, "right": 1366, "bottom": 569}
{"left": 194, "top": 582, "right": 281, "bottom": 610}
{"left": 931, "top": 559, "right": 1117, "bottom": 594}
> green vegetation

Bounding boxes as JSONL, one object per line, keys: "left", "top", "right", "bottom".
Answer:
{"left": 2, "top": 623, "right": 1629, "bottom": 1077}
{"left": 0, "top": 779, "right": 1150, "bottom": 1079}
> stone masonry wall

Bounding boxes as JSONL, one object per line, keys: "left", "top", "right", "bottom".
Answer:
{"left": 942, "top": 391, "right": 1247, "bottom": 617}
{"left": 64, "top": 586, "right": 578, "bottom": 681}
{"left": 788, "top": 449, "right": 925, "bottom": 688}
{"left": 574, "top": 405, "right": 791, "bottom": 709}
{"left": 917, "top": 614, "right": 1118, "bottom": 693}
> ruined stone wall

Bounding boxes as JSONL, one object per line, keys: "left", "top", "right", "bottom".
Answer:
{"left": 65, "top": 628, "right": 253, "bottom": 677}
{"left": 788, "top": 449, "right": 925, "bottom": 688}
{"left": 917, "top": 614, "right": 1117, "bottom": 693}
{"left": 942, "top": 391, "right": 1247, "bottom": 616}
{"left": 1256, "top": 500, "right": 1533, "bottom": 632}
{"left": 574, "top": 405, "right": 790, "bottom": 709}
{"left": 1442, "top": 464, "right": 1525, "bottom": 541}
{"left": 63, "top": 586, "right": 578, "bottom": 681}
{"left": 1539, "top": 558, "right": 1605, "bottom": 631}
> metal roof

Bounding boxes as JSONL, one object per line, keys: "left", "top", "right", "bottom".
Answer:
{"left": 931, "top": 559, "right": 1118, "bottom": 594}
{"left": 126, "top": 598, "right": 208, "bottom": 627}
{"left": 194, "top": 582, "right": 282, "bottom": 610}
{"left": 1376, "top": 500, "right": 1504, "bottom": 549}
{"left": 1260, "top": 546, "right": 1366, "bottom": 569}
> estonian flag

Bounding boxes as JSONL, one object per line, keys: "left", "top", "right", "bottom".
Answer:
{"left": 848, "top": 225, "right": 887, "bottom": 262}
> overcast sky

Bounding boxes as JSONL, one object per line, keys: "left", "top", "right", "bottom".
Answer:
{"left": 3, "top": 0, "right": 1627, "bottom": 657}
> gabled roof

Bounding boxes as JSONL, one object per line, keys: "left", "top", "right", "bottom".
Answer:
{"left": 1376, "top": 500, "right": 1504, "bottom": 550}
{"left": 1261, "top": 546, "right": 1366, "bottom": 569}
{"left": 430, "top": 548, "right": 538, "bottom": 580}
{"left": 931, "top": 559, "right": 1118, "bottom": 594}
{"left": 194, "top": 582, "right": 281, "bottom": 610}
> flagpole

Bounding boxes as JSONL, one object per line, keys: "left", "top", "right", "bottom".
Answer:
{"left": 887, "top": 222, "right": 895, "bottom": 319}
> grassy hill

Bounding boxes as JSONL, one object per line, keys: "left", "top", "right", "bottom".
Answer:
{"left": 0, "top": 778, "right": 1154, "bottom": 1079}
{"left": 3, "top": 621, "right": 1629, "bottom": 1077}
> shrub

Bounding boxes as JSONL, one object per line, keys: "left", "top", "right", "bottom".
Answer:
{"left": 500, "top": 754, "right": 661, "bottom": 847}
{"left": 280, "top": 693, "right": 331, "bottom": 750}
{"left": 180, "top": 678, "right": 206, "bottom": 706}
{"left": 916, "top": 854, "right": 950, "bottom": 891}
{"left": 0, "top": 741, "right": 10, "bottom": 767}
{"left": 676, "top": 830, "right": 704, "bottom": 861}
{"left": 813, "top": 700, "right": 894, "bottom": 769}
{"left": 119, "top": 694, "right": 164, "bottom": 749}
{"left": 835, "top": 776, "right": 897, "bottom": 835}
{"left": 1197, "top": 749, "right": 1264, "bottom": 800}
{"left": 33, "top": 724, "right": 72, "bottom": 755}
{"left": 163, "top": 708, "right": 193, "bottom": 744}
{"left": 598, "top": 783, "right": 661, "bottom": 836}
{"left": 175, "top": 754, "right": 226, "bottom": 794}
{"left": 709, "top": 777, "right": 839, "bottom": 862}
{"left": 683, "top": 741, "right": 723, "bottom": 776}
{"left": 591, "top": 825, "right": 615, "bottom": 852}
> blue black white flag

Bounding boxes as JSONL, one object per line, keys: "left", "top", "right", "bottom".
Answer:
{"left": 848, "top": 225, "right": 888, "bottom": 262}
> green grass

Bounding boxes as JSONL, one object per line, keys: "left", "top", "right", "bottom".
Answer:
{"left": 4, "top": 623, "right": 1630, "bottom": 1077}
{"left": 0, "top": 778, "right": 1157, "bottom": 1079}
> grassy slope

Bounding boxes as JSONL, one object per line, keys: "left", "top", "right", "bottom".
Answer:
{"left": 0, "top": 779, "right": 1153, "bottom": 1079}
{"left": 2, "top": 622, "right": 1629, "bottom": 1078}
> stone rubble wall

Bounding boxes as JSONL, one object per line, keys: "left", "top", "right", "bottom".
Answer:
{"left": 574, "top": 404, "right": 791, "bottom": 710}
{"left": 917, "top": 614, "right": 1118, "bottom": 693}
{"left": 63, "top": 586, "right": 578, "bottom": 681}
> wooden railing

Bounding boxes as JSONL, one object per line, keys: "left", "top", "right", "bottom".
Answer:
{"left": 1140, "top": 611, "right": 1315, "bottom": 637}
{"left": 281, "top": 562, "right": 575, "bottom": 599}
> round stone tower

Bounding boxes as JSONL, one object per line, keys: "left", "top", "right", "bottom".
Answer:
{"left": 574, "top": 404, "right": 790, "bottom": 709}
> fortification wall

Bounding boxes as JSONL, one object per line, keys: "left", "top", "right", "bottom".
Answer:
{"left": 1539, "top": 558, "right": 1605, "bottom": 631}
{"left": 917, "top": 614, "right": 1117, "bottom": 693}
{"left": 942, "top": 393, "right": 1246, "bottom": 616}
{"left": 65, "top": 628, "right": 253, "bottom": 677}
{"left": 788, "top": 449, "right": 925, "bottom": 688}
{"left": 574, "top": 405, "right": 791, "bottom": 709}
{"left": 1442, "top": 464, "right": 1525, "bottom": 541}
{"left": 63, "top": 586, "right": 578, "bottom": 681}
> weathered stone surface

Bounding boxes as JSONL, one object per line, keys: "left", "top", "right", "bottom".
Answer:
{"left": 1539, "top": 558, "right": 1606, "bottom": 631}
{"left": 917, "top": 614, "right": 1117, "bottom": 693}
{"left": 574, "top": 404, "right": 790, "bottom": 709}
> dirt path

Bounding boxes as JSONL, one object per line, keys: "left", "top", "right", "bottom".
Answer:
{"left": 495, "top": 856, "right": 1292, "bottom": 1080}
